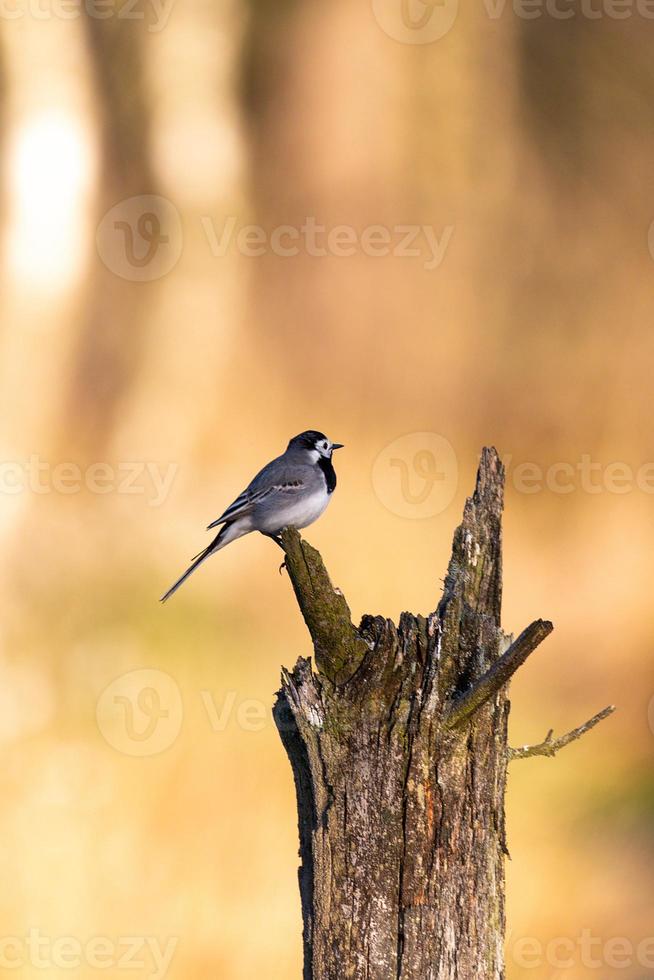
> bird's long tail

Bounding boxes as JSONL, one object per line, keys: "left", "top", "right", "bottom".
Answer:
{"left": 160, "top": 524, "right": 236, "bottom": 602}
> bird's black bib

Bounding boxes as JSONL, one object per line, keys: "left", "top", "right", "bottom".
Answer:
{"left": 318, "top": 456, "right": 337, "bottom": 493}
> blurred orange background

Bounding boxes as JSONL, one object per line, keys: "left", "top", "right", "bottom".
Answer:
{"left": 0, "top": 0, "right": 652, "bottom": 977}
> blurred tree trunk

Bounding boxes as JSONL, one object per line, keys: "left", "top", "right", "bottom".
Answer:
{"left": 239, "top": 0, "right": 412, "bottom": 382}
{"left": 239, "top": 0, "right": 521, "bottom": 417}
{"left": 275, "top": 448, "right": 610, "bottom": 979}
{"left": 0, "top": 30, "right": 5, "bottom": 280}
{"left": 62, "top": 11, "right": 157, "bottom": 456}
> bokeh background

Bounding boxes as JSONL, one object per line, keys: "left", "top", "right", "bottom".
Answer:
{"left": 0, "top": 0, "right": 652, "bottom": 976}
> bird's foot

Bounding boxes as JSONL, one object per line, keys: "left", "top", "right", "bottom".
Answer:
{"left": 262, "top": 531, "right": 286, "bottom": 571}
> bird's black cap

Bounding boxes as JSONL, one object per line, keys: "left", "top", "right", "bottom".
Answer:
{"left": 288, "top": 430, "right": 329, "bottom": 449}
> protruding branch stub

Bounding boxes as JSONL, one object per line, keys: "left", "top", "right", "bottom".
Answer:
{"left": 445, "top": 619, "right": 554, "bottom": 729}
{"left": 280, "top": 527, "right": 368, "bottom": 686}
{"left": 509, "top": 705, "right": 616, "bottom": 760}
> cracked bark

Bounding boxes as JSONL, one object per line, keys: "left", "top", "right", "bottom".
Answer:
{"left": 274, "top": 447, "right": 613, "bottom": 980}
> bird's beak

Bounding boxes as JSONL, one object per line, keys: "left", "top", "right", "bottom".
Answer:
{"left": 332, "top": 443, "right": 344, "bottom": 450}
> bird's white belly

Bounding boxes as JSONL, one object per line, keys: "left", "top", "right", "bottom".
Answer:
{"left": 257, "top": 488, "right": 331, "bottom": 534}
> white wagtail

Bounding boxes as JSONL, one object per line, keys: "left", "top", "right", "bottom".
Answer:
{"left": 161, "top": 430, "right": 344, "bottom": 602}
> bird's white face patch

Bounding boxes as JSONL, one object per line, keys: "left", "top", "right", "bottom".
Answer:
{"left": 315, "top": 439, "right": 332, "bottom": 459}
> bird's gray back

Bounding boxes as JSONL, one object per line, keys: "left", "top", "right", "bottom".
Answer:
{"left": 247, "top": 449, "right": 321, "bottom": 495}
{"left": 208, "top": 448, "right": 323, "bottom": 528}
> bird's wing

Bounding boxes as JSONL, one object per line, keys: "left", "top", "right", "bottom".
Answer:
{"left": 207, "top": 458, "right": 308, "bottom": 529}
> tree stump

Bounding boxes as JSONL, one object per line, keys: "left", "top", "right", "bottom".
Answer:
{"left": 274, "top": 447, "right": 613, "bottom": 980}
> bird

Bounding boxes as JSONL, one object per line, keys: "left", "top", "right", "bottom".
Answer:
{"left": 160, "top": 430, "right": 344, "bottom": 602}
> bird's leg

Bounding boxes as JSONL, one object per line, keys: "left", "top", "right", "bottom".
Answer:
{"left": 262, "top": 532, "right": 287, "bottom": 573}
{"left": 275, "top": 533, "right": 288, "bottom": 574}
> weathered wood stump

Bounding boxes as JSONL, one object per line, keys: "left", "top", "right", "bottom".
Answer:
{"left": 274, "top": 447, "right": 613, "bottom": 980}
